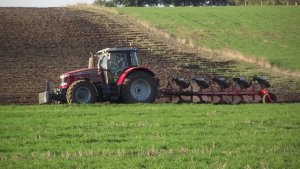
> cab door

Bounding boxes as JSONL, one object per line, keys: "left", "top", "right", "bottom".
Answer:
{"left": 98, "top": 53, "right": 109, "bottom": 85}
{"left": 107, "top": 52, "right": 131, "bottom": 85}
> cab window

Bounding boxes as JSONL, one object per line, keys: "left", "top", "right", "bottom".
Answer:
{"left": 109, "top": 52, "right": 131, "bottom": 74}
{"left": 130, "top": 51, "right": 138, "bottom": 67}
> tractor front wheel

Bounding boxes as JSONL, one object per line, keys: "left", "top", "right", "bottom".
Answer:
{"left": 121, "top": 71, "right": 157, "bottom": 103}
{"left": 67, "top": 80, "right": 96, "bottom": 104}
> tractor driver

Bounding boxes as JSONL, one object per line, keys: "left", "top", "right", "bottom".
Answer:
{"left": 109, "top": 52, "right": 130, "bottom": 75}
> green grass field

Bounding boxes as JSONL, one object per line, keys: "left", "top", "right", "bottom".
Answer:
{"left": 0, "top": 104, "right": 299, "bottom": 168}
{"left": 118, "top": 6, "right": 300, "bottom": 71}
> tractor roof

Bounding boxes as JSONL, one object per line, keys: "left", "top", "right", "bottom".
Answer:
{"left": 97, "top": 48, "right": 137, "bottom": 54}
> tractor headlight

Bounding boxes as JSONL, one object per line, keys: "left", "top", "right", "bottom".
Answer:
{"left": 59, "top": 74, "right": 69, "bottom": 86}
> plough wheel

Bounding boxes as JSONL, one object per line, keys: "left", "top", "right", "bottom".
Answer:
{"left": 262, "top": 93, "right": 277, "bottom": 103}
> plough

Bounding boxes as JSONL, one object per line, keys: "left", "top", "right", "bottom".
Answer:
{"left": 158, "top": 76, "right": 277, "bottom": 104}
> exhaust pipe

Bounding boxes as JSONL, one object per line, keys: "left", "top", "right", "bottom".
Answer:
{"left": 88, "top": 55, "right": 94, "bottom": 68}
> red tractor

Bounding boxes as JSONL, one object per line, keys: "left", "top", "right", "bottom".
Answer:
{"left": 39, "top": 47, "right": 276, "bottom": 104}
{"left": 39, "top": 48, "right": 158, "bottom": 104}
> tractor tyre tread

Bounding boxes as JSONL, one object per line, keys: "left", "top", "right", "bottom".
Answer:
{"left": 121, "top": 71, "right": 157, "bottom": 103}
{"left": 66, "top": 80, "right": 96, "bottom": 104}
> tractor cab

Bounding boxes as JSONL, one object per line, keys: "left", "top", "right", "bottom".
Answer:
{"left": 97, "top": 48, "right": 138, "bottom": 85}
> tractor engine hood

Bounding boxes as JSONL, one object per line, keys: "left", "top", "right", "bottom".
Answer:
{"left": 60, "top": 67, "right": 98, "bottom": 77}
{"left": 59, "top": 67, "right": 101, "bottom": 89}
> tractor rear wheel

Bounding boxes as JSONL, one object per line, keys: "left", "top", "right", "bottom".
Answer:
{"left": 262, "top": 93, "right": 277, "bottom": 103}
{"left": 121, "top": 71, "right": 157, "bottom": 103}
{"left": 67, "top": 80, "right": 96, "bottom": 104}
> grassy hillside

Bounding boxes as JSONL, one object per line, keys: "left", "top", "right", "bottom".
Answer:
{"left": 1, "top": 104, "right": 299, "bottom": 168}
{"left": 118, "top": 6, "right": 300, "bottom": 71}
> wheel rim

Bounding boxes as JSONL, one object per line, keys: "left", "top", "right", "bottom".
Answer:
{"left": 75, "top": 86, "right": 91, "bottom": 103}
{"left": 130, "top": 79, "right": 151, "bottom": 101}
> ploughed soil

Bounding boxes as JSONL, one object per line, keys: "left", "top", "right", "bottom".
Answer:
{"left": 0, "top": 7, "right": 299, "bottom": 104}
